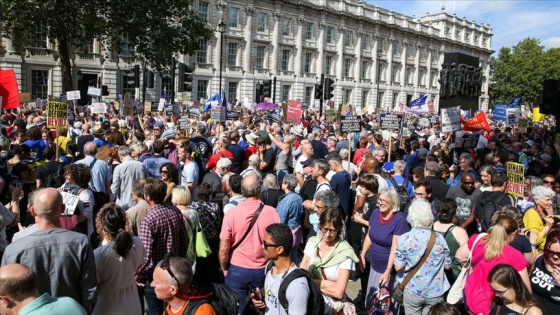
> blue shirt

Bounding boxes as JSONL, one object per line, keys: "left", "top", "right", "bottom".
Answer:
{"left": 386, "top": 175, "right": 415, "bottom": 198}
{"left": 75, "top": 156, "right": 112, "bottom": 194}
{"left": 19, "top": 293, "right": 87, "bottom": 315}
{"left": 330, "top": 171, "right": 352, "bottom": 215}
{"left": 180, "top": 161, "right": 199, "bottom": 201}
{"left": 142, "top": 155, "right": 172, "bottom": 178}
{"left": 277, "top": 192, "right": 304, "bottom": 229}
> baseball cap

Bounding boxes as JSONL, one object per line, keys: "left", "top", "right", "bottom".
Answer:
{"left": 301, "top": 158, "right": 315, "bottom": 167}
{"left": 417, "top": 148, "right": 429, "bottom": 155}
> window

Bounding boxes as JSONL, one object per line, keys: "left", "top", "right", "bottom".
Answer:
{"left": 455, "top": 29, "right": 461, "bottom": 39}
{"left": 344, "top": 58, "right": 352, "bottom": 77}
{"left": 393, "top": 92, "right": 400, "bottom": 107}
{"left": 283, "top": 18, "right": 292, "bottom": 36}
{"left": 281, "top": 49, "right": 290, "bottom": 71}
{"left": 161, "top": 76, "right": 172, "bottom": 100}
{"left": 306, "top": 23, "right": 313, "bottom": 40}
{"left": 304, "top": 53, "right": 312, "bottom": 73}
{"left": 419, "top": 70, "right": 426, "bottom": 86}
{"left": 197, "top": 38, "right": 208, "bottom": 63}
{"left": 419, "top": 47, "right": 427, "bottom": 62}
{"left": 406, "top": 43, "right": 415, "bottom": 58}
{"left": 327, "top": 27, "right": 334, "bottom": 44}
{"left": 228, "top": 82, "right": 238, "bottom": 103}
{"left": 378, "top": 92, "right": 384, "bottom": 108}
{"left": 465, "top": 32, "right": 471, "bottom": 42}
{"left": 361, "top": 61, "right": 368, "bottom": 80}
{"left": 392, "top": 65, "right": 400, "bottom": 83}
{"left": 121, "top": 35, "right": 134, "bottom": 56}
{"left": 445, "top": 27, "right": 451, "bottom": 37}
{"left": 122, "top": 72, "right": 135, "bottom": 97}
{"left": 31, "top": 69, "right": 48, "bottom": 100}
{"left": 325, "top": 55, "right": 332, "bottom": 76}
{"left": 474, "top": 34, "right": 480, "bottom": 44}
{"left": 378, "top": 38, "right": 386, "bottom": 54}
{"left": 406, "top": 68, "right": 414, "bottom": 85}
{"left": 31, "top": 23, "right": 47, "bottom": 48}
{"left": 282, "top": 85, "right": 291, "bottom": 102}
{"left": 229, "top": 7, "right": 239, "bottom": 28}
{"left": 198, "top": 2, "right": 209, "bottom": 22}
{"left": 431, "top": 49, "right": 439, "bottom": 63}
{"left": 345, "top": 31, "right": 353, "bottom": 47}
{"left": 257, "top": 13, "right": 267, "bottom": 32}
{"left": 256, "top": 46, "right": 266, "bottom": 69}
{"left": 392, "top": 40, "right": 400, "bottom": 57}
{"left": 345, "top": 90, "right": 352, "bottom": 104}
{"left": 227, "top": 43, "right": 238, "bottom": 66}
{"left": 197, "top": 80, "right": 208, "bottom": 101}
{"left": 380, "top": 63, "right": 387, "bottom": 82}
{"left": 79, "top": 40, "right": 94, "bottom": 53}
{"left": 305, "top": 86, "right": 313, "bottom": 104}
{"left": 362, "top": 90, "right": 368, "bottom": 108}
{"left": 431, "top": 71, "right": 438, "bottom": 87}
{"left": 363, "top": 34, "right": 370, "bottom": 49}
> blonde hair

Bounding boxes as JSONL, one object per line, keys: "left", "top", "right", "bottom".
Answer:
{"left": 171, "top": 186, "right": 191, "bottom": 207}
{"left": 484, "top": 215, "right": 517, "bottom": 261}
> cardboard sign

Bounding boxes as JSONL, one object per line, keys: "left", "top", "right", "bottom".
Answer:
{"left": 173, "top": 103, "right": 182, "bottom": 115}
{"left": 91, "top": 103, "right": 107, "bottom": 114}
{"left": 67, "top": 105, "right": 76, "bottom": 122}
{"left": 211, "top": 106, "right": 225, "bottom": 122}
{"left": 61, "top": 191, "right": 80, "bottom": 214}
{"left": 188, "top": 106, "right": 200, "bottom": 117}
{"left": 340, "top": 115, "right": 361, "bottom": 133}
{"left": 441, "top": 106, "right": 461, "bottom": 133}
{"left": 158, "top": 98, "right": 166, "bottom": 112}
{"left": 506, "top": 162, "right": 524, "bottom": 198}
{"left": 19, "top": 93, "right": 31, "bottom": 103}
{"left": 507, "top": 108, "right": 519, "bottom": 126}
{"left": 419, "top": 118, "right": 431, "bottom": 127}
{"left": 286, "top": 100, "right": 302, "bottom": 124}
{"left": 66, "top": 90, "right": 81, "bottom": 101}
{"left": 87, "top": 86, "right": 101, "bottom": 97}
{"left": 177, "top": 116, "right": 190, "bottom": 130}
{"left": 380, "top": 114, "right": 402, "bottom": 130}
{"left": 164, "top": 105, "right": 174, "bottom": 116}
{"left": 326, "top": 109, "right": 336, "bottom": 123}
{"left": 462, "top": 134, "right": 479, "bottom": 149}
{"left": 46, "top": 101, "right": 68, "bottom": 128}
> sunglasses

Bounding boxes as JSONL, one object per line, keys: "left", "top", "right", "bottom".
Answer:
{"left": 462, "top": 182, "right": 475, "bottom": 185}
{"left": 263, "top": 241, "right": 281, "bottom": 250}
{"left": 546, "top": 249, "right": 560, "bottom": 258}
{"left": 543, "top": 180, "right": 555, "bottom": 185}
{"left": 161, "top": 253, "right": 180, "bottom": 286}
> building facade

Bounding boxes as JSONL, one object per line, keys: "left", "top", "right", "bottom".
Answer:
{"left": 0, "top": 0, "right": 493, "bottom": 112}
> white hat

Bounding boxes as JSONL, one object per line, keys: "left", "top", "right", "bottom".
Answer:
{"left": 246, "top": 133, "right": 258, "bottom": 146}
{"left": 293, "top": 125, "right": 304, "bottom": 136}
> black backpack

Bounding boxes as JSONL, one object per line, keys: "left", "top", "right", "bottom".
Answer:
{"left": 43, "top": 162, "right": 65, "bottom": 188}
{"left": 475, "top": 193, "right": 509, "bottom": 232}
{"left": 265, "top": 262, "right": 325, "bottom": 315}
{"left": 183, "top": 283, "right": 238, "bottom": 315}
{"left": 388, "top": 177, "right": 411, "bottom": 211}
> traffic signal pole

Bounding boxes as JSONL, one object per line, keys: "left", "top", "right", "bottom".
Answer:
{"left": 319, "top": 73, "right": 324, "bottom": 117}
{"left": 170, "top": 57, "right": 176, "bottom": 104}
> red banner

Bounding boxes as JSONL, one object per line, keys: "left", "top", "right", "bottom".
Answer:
{"left": 460, "top": 111, "right": 490, "bottom": 131}
{"left": 287, "top": 100, "right": 302, "bottom": 124}
{"left": 0, "top": 69, "right": 20, "bottom": 109}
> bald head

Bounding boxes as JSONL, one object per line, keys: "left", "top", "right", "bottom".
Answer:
{"left": 83, "top": 142, "right": 97, "bottom": 156}
{"left": 241, "top": 173, "right": 262, "bottom": 198}
{"left": 0, "top": 264, "right": 38, "bottom": 302}
{"left": 362, "top": 157, "right": 380, "bottom": 174}
{"left": 33, "top": 188, "right": 64, "bottom": 219}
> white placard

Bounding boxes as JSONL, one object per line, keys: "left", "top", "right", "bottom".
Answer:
{"left": 87, "top": 86, "right": 101, "bottom": 97}
{"left": 211, "top": 106, "right": 225, "bottom": 122}
{"left": 61, "top": 191, "right": 80, "bottom": 215}
{"left": 66, "top": 90, "right": 81, "bottom": 100}
{"left": 158, "top": 98, "right": 166, "bottom": 112}
{"left": 441, "top": 106, "right": 461, "bottom": 133}
{"left": 507, "top": 108, "right": 519, "bottom": 126}
{"left": 91, "top": 103, "right": 107, "bottom": 114}
{"left": 419, "top": 118, "right": 431, "bottom": 127}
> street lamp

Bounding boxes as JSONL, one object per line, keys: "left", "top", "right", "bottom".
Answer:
{"left": 376, "top": 50, "right": 382, "bottom": 111}
{"left": 218, "top": 20, "right": 226, "bottom": 98}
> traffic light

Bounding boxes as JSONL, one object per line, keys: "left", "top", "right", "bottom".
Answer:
{"left": 324, "top": 78, "right": 334, "bottom": 100}
{"left": 145, "top": 70, "right": 155, "bottom": 89}
{"left": 262, "top": 80, "right": 272, "bottom": 98}
{"left": 126, "top": 65, "right": 140, "bottom": 88}
{"left": 178, "top": 63, "right": 195, "bottom": 92}
{"left": 101, "top": 85, "right": 109, "bottom": 96}
{"left": 314, "top": 82, "right": 323, "bottom": 99}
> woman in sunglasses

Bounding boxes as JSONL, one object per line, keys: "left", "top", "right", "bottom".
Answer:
{"left": 488, "top": 264, "right": 543, "bottom": 315}
{"left": 530, "top": 228, "right": 560, "bottom": 314}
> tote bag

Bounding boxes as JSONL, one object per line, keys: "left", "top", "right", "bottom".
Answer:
{"left": 447, "top": 233, "right": 486, "bottom": 304}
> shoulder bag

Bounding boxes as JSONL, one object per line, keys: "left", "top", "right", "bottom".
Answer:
{"left": 393, "top": 231, "right": 436, "bottom": 304}
{"left": 227, "top": 202, "right": 265, "bottom": 266}
{"left": 447, "top": 232, "right": 487, "bottom": 304}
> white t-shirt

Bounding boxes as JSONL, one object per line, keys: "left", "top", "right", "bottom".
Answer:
{"left": 181, "top": 161, "right": 199, "bottom": 201}
{"left": 264, "top": 265, "right": 309, "bottom": 315}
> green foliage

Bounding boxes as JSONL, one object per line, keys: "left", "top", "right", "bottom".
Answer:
{"left": 490, "top": 38, "right": 560, "bottom": 106}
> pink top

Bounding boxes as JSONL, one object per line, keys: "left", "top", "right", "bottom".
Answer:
{"left": 220, "top": 199, "right": 280, "bottom": 269}
{"left": 464, "top": 234, "right": 527, "bottom": 315}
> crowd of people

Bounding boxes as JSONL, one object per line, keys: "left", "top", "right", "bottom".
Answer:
{"left": 0, "top": 106, "right": 559, "bottom": 315}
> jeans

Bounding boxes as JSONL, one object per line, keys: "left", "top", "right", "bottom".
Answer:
{"left": 144, "top": 279, "right": 163, "bottom": 315}
{"left": 225, "top": 264, "right": 266, "bottom": 314}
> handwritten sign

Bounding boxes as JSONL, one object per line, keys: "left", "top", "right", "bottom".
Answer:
{"left": 61, "top": 191, "right": 80, "bottom": 214}
{"left": 287, "top": 100, "right": 302, "bottom": 124}
{"left": 66, "top": 90, "right": 81, "bottom": 101}
{"left": 46, "top": 101, "right": 68, "bottom": 128}
{"left": 340, "top": 115, "right": 361, "bottom": 133}
{"left": 441, "top": 106, "right": 461, "bottom": 133}
{"left": 91, "top": 103, "right": 107, "bottom": 114}
{"left": 87, "top": 86, "right": 101, "bottom": 97}
{"left": 380, "top": 114, "right": 402, "bottom": 130}
{"left": 506, "top": 162, "right": 524, "bottom": 198}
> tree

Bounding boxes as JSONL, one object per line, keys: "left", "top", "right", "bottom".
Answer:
{"left": 490, "top": 38, "right": 560, "bottom": 107}
{"left": 0, "top": 0, "right": 213, "bottom": 93}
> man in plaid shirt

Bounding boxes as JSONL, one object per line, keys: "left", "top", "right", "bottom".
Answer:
{"left": 136, "top": 178, "right": 188, "bottom": 315}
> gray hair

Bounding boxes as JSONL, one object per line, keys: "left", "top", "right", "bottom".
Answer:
{"left": 216, "top": 157, "right": 232, "bottom": 170}
{"left": 372, "top": 146, "right": 387, "bottom": 156}
{"left": 407, "top": 199, "right": 434, "bottom": 228}
{"left": 478, "top": 165, "right": 496, "bottom": 175}
{"left": 424, "top": 161, "right": 441, "bottom": 177}
{"left": 283, "top": 174, "right": 298, "bottom": 191}
{"left": 83, "top": 142, "right": 97, "bottom": 156}
{"left": 394, "top": 160, "right": 406, "bottom": 173}
{"left": 530, "top": 185, "right": 555, "bottom": 202}
{"left": 326, "top": 152, "right": 342, "bottom": 164}
{"left": 196, "top": 123, "right": 206, "bottom": 135}
{"left": 241, "top": 173, "right": 263, "bottom": 197}
{"left": 118, "top": 145, "right": 131, "bottom": 157}
{"left": 526, "top": 176, "right": 543, "bottom": 191}
{"left": 315, "top": 190, "right": 339, "bottom": 209}
{"left": 339, "top": 149, "right": 349, "bottom": 159}
{"left": 313, "top": 159, "right": 330, "bottom": 176}
{"left": 378, "top": 188, "right": 400, "bottom": 212}
{"left": 263, "top": 174, "right": 279, "bottom": 190}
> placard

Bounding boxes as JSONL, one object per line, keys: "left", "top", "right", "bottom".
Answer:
{"left": 506, "top": 162, "right": 524, "bottom": 198}
{"left": 286, "top": 100, "right": 302, "bottom": 124}
{"left": 19, "top": 93, "right": 31, "bottom": 103}
{"left": 326, "top": 109, "right": 336, "bottom": 123}
{"left": 462, "top": 134, "right": 479, "bottom": 149}
{"left": 91, "top": 103, "right": 107, "bottom": 114}
{"left": 211, "top": 106, "right": 225, "bottom": 122}
{"left": 87, "top": 86, "right": 101, "bottom": 97}
{"left": 441, "top": 106, "right": 461, "bottom": 133}
{"left": 164, "top": 105, "right": 174, "bottom": 116}
{"left": 493, "top": 104, "right": 509, "bottom": 121}
{"left": 188, "top": 106, "right": 200, "bottom": 117}
{"left": 173, "top": 103, "right": 182, "bottom": 115}
{"left": 67, "top": 105, "right": 76, "bottom": 122}
{"left": 46, "top": 101, "right": 68, "bottom": 128}
{"left": 380, "top": 114, "right": 402, "bottom": 130}
{"left": 158, "top": 98, "right": 166, "bottom": 112}
{"left": 61, "top": 191, "right": 80, "bottom": 214}
{"left": 178, "top": 116, "right": 190, "bottom": 130}
{"left": 66, "top": 90, "right": 81, "bottom": 101}
{"left": 431, "top": 115, "right": 440, "bottom": 124}
{"left": 144, "top": 101, "right": 152, "bottom": 114}
{"left": 419, "top": 118, "right": 431, "bottom": 127}
{"left": 340, "top": 115, "right": 361, "bottom": 133}
{"left": 507, "top": 108, "right": 519, "bottom": 126}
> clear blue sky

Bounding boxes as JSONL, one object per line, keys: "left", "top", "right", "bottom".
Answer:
{"left": 366, "top": 0, "right": 560, "bottom": 53}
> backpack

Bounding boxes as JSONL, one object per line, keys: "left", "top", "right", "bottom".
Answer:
{"left": 388, "top": 177, "right": 411, "bottom": 211}
{"left": 475, "top": 193, "right": 509, "bottom": 232}
{"left": 42, "top": 162, "right": 65, "bottom": 188}
{"left": 183, "top": 283, "right": 238, "bottom": 315}
{"left": 265, "top": 262, "right": 325, "bottom": 315}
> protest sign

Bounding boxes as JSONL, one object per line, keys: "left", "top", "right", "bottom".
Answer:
{"left": 340, "top": 116, "right": 361, "bottom": 133}
{"left": 67, "top": 105, "right": 75, "bottom": 122}
{"left": 87, "top": 86, "right": 101, "bottom": 97}
{"left": 380, "top": 114, "right": 402, "bottom": 130}
{"left": 46, "top": 101, "right": 68, "bottom": 128}
{"left": 507, "top": 108, "right": 519, "bottom": 126}
{"left": 419, "top": 118, "right": 431, "bottom": 127}
{"left": 326, "top": 109, "right": 336, "bottom": 123}
{"left": 66, "top": 90, "right": 81, "bottom": 101}
{"left": 178, "top": 116, "right": 190, "bottom": 130}
{"left": 493, "top": 104, "right": 509, "bottom": 121}
{"left": 188, "top": 106, "right": 200, "bottom": 117}
{"left": 158, "top": 98, "right": 166, "bottom": 112}
{"left": 462, "top": 134, "right": 479, "bottom": 149}
{"left": 91, "top": 103, "right": 107, "bottom": 114}
{"left": 19, "top": 93, "right": 31, "bottom": 103}
{"left": 506, "top": 162, "right": 524, "bottom": 198}
{"left": 173, "top": 103, "right": 182, "bottom": 115}
{"left": 441, "top": 106, "right": 461, "bottom": 133}
{"left": 431, "top": 115, "right": 440, "bottom": 124}
{"left": 461, "top": 111, "right": 491, "bottom": 131}
{"left": 286, "top": 100, "right": 302, "bottom": 124}
{"left": 164, "top": 105, "right": 174, "bottom": 116}
{"left": 61, "top": 191, "right": 80, "bottom": 214}
{"left": 211, "top": 106, "right": 225, "bottom": 122}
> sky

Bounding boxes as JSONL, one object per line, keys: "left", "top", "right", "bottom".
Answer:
{"left": 366, "top": 0, "right": 560, "bottom": 54}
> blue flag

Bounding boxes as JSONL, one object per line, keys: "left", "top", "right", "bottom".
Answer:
{"left": 511, "top": 97, "right": 522, "bottom": 107}
{"left": 221, "top": 90, "right": 228, "bottom": 120}
{"left": 409, "top": 95, "right": 427, "bottom": 107}
{"left": 203, "top": 93, "right": 220, "bottom": 112}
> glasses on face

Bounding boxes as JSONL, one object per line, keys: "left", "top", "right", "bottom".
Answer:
{"left": 414, "top": 192, "right": 427, "bottom": 197}
{"left": 462, "top": 181, "right": 475, "bottom": 185}
{"left": 378, "top": 198, "right": 390, "bottom": 204}
{"left": 314, "top": 203, "right": 326, "bottom": 211}
{"left": 263, "top": 241, "right": 281, "bottom": 250}
{"left": 494, "top": 287, "right": 509, "bottom": 298}
{"left": 161, "top": 170, "right": 168, "bottom": 174}
{"left": 546, "top": 249, "right": 560, "bottom": 258}
{"left": 544, "top": 180, "right": 555, "bottom": 185}
{"left": 161, "top": 253, "right": 180, "bottom": 287}
{"left": 320, "top": 227, "right": 339, "bottom": 235}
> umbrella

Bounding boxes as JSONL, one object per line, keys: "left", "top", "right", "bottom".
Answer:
{"left": 255, "top": 102, "right": 277, "bottom": 111}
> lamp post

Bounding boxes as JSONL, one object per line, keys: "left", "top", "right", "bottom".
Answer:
{"left": 218, "top": 20, "right": 226, "bottom": 99}
{"left": 376, "top": 50, "right": 382, "bottom": 111}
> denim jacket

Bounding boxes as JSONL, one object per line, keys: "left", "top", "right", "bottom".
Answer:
{"left": 276, "top": 191, "right": 304, "bottom": 229}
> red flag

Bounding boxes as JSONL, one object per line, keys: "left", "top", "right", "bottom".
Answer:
{"left": 0, "top": 69, "right": 20, "bottom": 109}
{"left": 460, "top": 111, "right": 490, "bottom": 131}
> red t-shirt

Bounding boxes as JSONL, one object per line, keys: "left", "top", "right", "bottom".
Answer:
{"left": 206, "top": 149, "right": 233, "bottom": 171}
{"left": 244, "top": 146, "right": 257, "bottom": 161}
